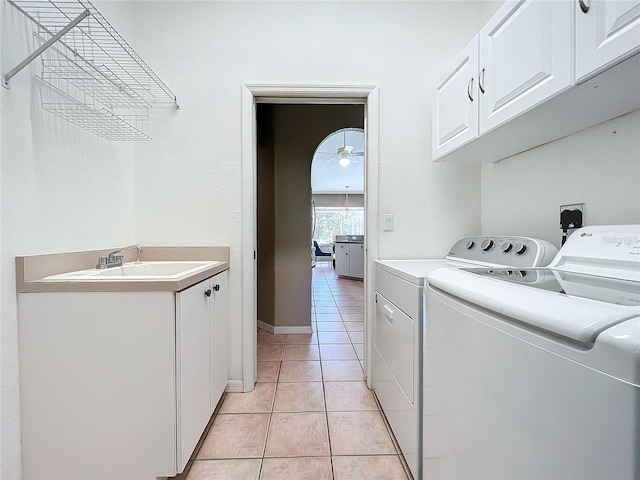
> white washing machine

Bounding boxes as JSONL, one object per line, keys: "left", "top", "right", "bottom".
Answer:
{"left": 424, "top": 225, "right": 640, "bottom": 479}
{"left": 373, "top": 235, "right": 557, "bottom": 479}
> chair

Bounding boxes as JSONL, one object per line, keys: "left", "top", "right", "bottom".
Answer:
{"left": 313, "top": 241, "right": 333, "bottom": 265}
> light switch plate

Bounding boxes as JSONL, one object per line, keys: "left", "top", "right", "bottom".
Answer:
{"left": 383, "top": 214, "right": 394, "bottom": 232}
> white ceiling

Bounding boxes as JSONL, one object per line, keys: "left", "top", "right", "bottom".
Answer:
{"left": 311, "top": 128, "right": 364, "bottom": 194}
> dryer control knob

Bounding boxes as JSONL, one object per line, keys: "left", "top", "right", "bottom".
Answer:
{"left": 481, "top": 239, "right": 494, "bottom": 251}
{"left": 465, "top": 240, "right": 475, "bottom": 249}
{"left": 501, "top": 242, "right": 513, "bottom": 253}
{"left": 514, "top": 243, "right": 527, "bottom": 255}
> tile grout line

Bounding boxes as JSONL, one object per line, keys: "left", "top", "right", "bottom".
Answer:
{"left": 257, "top": 355, "right": 281, "bottom": 477}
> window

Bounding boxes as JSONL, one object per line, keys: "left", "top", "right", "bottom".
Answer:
{"left": 312, "top": 207, "right": 364, "bottom": 245}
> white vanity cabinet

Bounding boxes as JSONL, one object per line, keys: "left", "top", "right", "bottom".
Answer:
{"left": 18, "top": 270, "right": 229, "bottom": 480}
{"left": 176, "top": 271, "right": 228, "bottom": 470}
{"left": 575, "top": 0, "right": 640, "bottom": 82}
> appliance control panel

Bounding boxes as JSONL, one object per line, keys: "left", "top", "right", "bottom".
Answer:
{"left": 550, "top": 225, "right": 640, "bottom": 281}
{"left": 446, "top": 236, "right": 558, "bottom": 268}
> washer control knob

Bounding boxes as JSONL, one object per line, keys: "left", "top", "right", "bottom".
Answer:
{"left": 514, "top": 243, "right": 527, "bottom": 255}
{"left": 481, "top": 239, "right": 494, "bottom": 251}
{"left": 501, "top": 242, "right": 513, "bottom": 253}
{"left": 465, "top": 240, "right": 475, "bottom": 249}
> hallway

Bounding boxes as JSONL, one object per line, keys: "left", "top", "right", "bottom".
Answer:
{"left": 185, "top": 264, "right": 411, "bottom": 479}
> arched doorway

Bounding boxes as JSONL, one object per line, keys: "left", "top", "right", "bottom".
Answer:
{"left": 311, "top": 128, "right": 365, "bottom": 267}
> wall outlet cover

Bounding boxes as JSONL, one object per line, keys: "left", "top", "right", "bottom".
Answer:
{"left": 560, "top": 203, "right": 585, "bottom": 228}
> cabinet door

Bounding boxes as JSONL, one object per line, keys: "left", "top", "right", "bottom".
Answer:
{"left": 478, "top": 0, "right": 573, "bottom": 134}
{"left": 576, "top": 0, "right": 640, "bottom": 82}
{"left": 432, "top": 36, "right": 479, "bottom": 160}
{"left": 349, "top": 244, "right": 365, "bottom": 280}
{"left": 335, "top": 243, "right": 350, "bottom": 277}
{"left": 209, "top": 271, "right": 229, "bottom": 411}
{"left": 176, "top": 279, "right": 211, "bottom": 472}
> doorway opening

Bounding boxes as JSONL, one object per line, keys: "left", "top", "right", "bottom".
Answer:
{"left": 241, "top": 85, "right": 379, "bottom": 392}
{"left": 311, "top": 127, "right": 365, "bottom": 270}
{"left": 255, "top": 104, "right": 364, "bottom": 348}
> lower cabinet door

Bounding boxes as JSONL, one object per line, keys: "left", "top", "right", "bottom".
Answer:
{"left": 350, "top": 244, "right": 365, "bottom": 279}
{"left": 210, "top": 271, "right": 229, "bottom": 411}
{"left": 176, "top": 279, "right": 211, "bottom": 472}
{"left": 335, "top": 245, "right": 350, "bottom": 277}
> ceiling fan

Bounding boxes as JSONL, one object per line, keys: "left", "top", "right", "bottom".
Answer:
{"left": 317, "top": 130, "right": 364, "bottom": 166}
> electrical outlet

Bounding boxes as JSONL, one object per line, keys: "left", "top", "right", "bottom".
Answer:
{"left": 560, "top": 203, "right": 585, "bottom": 229}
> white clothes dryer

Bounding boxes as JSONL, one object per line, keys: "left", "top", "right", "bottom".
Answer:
{"left": 373, "top": 235, "right": 557, "bottom": 479}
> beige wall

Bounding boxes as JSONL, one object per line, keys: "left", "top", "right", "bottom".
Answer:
{"left": 258, "top": 104, "right": 364, "bottom": 328}
{"left": 257, "top": 105, "right": 276, "bottom": 327}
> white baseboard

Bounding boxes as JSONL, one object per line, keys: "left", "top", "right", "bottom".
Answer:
{"left": 257, "top": 320, "right": 275, "bottom": 334}
{"left": 225, "top": 380, "right": 245, "bottom": 393}
{"left": 258, "top": 320, "right": 312, "bottom": 335}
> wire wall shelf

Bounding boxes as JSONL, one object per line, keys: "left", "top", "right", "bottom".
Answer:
{"left": 4, "top": 0, "right": 178, "bottom": 141}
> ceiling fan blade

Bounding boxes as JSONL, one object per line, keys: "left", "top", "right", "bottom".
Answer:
{"left": 351, "top": 151, "right": 365, "bottom": 156}
{"left": 323, "top": 155, "right": 339, "bottom": 162}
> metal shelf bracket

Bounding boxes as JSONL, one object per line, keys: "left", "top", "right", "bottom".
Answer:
{"left": 2, "top": 9, "right": 91, "bottom": 89}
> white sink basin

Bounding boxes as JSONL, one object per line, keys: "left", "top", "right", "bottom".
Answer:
{"left": 43, "top": 261, "right": 221, "bottom": 281}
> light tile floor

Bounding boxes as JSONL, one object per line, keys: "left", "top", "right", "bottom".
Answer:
{"left": 185, "top": 264, "right": 412, "bottom": 480}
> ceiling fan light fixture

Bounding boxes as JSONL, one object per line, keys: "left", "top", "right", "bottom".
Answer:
{"left": 339, "top": 156, "right": 350, "bottom": 167}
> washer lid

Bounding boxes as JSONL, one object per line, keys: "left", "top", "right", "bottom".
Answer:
{"left": 427, "top": 267, "right": 640, "bottom": 344}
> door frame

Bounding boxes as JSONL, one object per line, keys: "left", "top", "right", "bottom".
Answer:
{"left": 241, "top": 84, "right": 379, "bottom": 392}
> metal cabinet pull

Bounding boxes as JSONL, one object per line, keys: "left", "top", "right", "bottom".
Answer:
{"left": 213, "top": 284, "right": 220, "bottom": 292}
{"left": 479, "top": 67, "right": 486, "bottom": 94}
{"left": 467, "top": 77, "right": 474, "bottom": 102}
{"left": 578, "top": 0, "right": 590, "bottom": 13}
{"left": 204, "top": 289, "right": 212, "bottom": 297}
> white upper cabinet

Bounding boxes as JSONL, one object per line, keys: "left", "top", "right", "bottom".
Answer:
{"left": 575, "top": 0, "right": 640, "bottom": 82}
{"left": 432, "top": 36, "right": 479, "bottom": 159}
{"left": 432, "top": 0, "right": 640, "bottom": 163}
{"left": 478, "top": 0, "right": 573, "bottom": 134}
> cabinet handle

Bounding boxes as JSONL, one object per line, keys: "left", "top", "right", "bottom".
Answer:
{"left": 204, "top": 289, "right": 212, "bottom": 297}
{"left": 467, "top": 77, "right": 474, "bottom": 102}
{"left": 383, "top": 304, "right": 394, "bottom": 325}
{"left": 479, "top": 67, "right": 486, "bottom": 94}
{"left": 578, "top": 0, "right": 589, "bottom": 13}
{"left": 213, "top": 284, "right": 220, "bottom": 292}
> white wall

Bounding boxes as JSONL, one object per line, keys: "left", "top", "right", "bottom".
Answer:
{"left": 1, "top": 1, "right": 497, "bottom": 477}
{"left": 1, "top": 3, "right": 137, "bottom": 478}
{"left": 128, "top": 0, "right": 492, "bottom": 383}
{"left": 481, "top": 110, "right": 640, "bottom": 247}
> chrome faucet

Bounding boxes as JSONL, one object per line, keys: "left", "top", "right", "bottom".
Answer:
{"left": 96, "top": 244, "right": 143, "bottom": 269}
